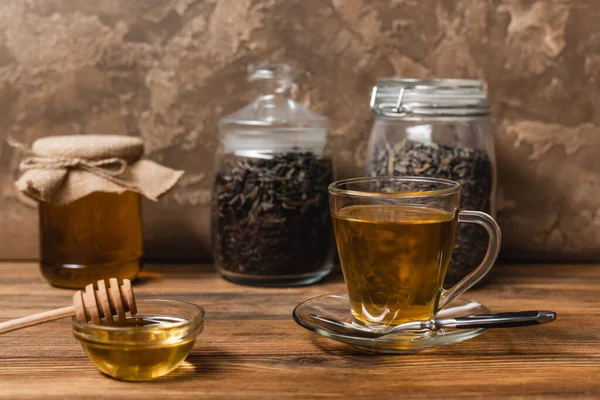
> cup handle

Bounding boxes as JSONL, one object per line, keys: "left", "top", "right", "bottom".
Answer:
{"left": 438, "top": 210, "right": 502, "bottom": 310}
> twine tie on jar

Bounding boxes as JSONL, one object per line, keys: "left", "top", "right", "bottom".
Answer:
{"left": 8, "top": 138, "right": 137, "bottom": 190}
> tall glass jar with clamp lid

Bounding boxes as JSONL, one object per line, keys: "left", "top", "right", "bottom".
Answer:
{"left": 212, "top": 62, "right": 335, "bottom": 287}
{"left": 366, "top": 79, "right": 497, "bottom": 286}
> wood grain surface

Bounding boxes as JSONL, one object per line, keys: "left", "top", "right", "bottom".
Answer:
{"left": 0, "top": 263, "right": 598, "bottom": 399}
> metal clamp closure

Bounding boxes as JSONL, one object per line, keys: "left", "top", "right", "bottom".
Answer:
{"left": 370, "top": 85, "right": 411, "bottom": 117}
{"left": 370, "top": 84, "right": 489, "bottom": 117}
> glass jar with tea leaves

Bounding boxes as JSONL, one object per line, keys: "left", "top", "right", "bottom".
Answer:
{"left": 213, "top": 62, "right": 335, "bottom": 286}
{"left": 366, "top": 79, "right": 497, "bottom": 287}
{"left": 11, "top": 135, "right": 183, "bottom": 289}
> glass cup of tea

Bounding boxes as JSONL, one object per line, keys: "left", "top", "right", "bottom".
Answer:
{"left": 329, "top": 176, "right": 501, "bottom": 329}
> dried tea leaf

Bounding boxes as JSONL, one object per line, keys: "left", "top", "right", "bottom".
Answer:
{"left": 371, "top": 141, "right": 493, "bottom": 287}
{"left": 213, "top": 152, "right": 334, "bottom": 278}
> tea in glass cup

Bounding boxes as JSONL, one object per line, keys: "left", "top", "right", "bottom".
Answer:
{"left": 329, "top": 177, "right": 501, "bottom": 328}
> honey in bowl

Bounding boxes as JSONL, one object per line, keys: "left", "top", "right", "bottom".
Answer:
{"left": 72, "top": 300, "right": 204, "bottom": 381}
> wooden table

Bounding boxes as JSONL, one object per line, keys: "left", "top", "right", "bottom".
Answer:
{"left": 0, "top": 262, "right": 598, "bottom": 399}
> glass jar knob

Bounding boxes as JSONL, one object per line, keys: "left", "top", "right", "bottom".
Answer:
{"left": 247, "top": 63, "right": 297, "bottom": 124}
{"left": 249, "top": 62, "right": 296, "bottom": 96}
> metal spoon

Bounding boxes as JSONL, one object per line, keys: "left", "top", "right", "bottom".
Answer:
{"left": 309, "top": 311, "right": 556, "bottom": 338}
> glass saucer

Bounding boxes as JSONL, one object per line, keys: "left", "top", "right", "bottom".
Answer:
{"left": 292, "top": 294, "right": 490, "bottom": 354}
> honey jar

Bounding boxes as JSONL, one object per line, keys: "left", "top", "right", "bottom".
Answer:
{"left": 12, "top": 135, "right": 183, "bottom": 289}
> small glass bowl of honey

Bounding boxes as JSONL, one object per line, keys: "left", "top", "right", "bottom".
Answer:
{"left": 72, "top": 299, "right": 204, "bottom": 381}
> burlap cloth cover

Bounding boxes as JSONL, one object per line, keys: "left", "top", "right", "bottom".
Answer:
{"left": 12, "top": 135, "right": 184, "bottom": 205}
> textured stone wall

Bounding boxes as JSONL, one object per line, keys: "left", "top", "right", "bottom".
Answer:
{"left": 1, "top": 0, "right": 599, "bottom": 261}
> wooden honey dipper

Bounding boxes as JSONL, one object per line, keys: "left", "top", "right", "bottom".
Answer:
{"left": 0, "top": 278, "right": 136, "bottom": 334}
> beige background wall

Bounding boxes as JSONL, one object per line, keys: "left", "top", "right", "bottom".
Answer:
{"left": 1, "top": 0, "right": 599, "bottom": 261}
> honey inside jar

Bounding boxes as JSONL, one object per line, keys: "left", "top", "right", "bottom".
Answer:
{"left": 39, "top": 191, "right": 142, "bottom": 289}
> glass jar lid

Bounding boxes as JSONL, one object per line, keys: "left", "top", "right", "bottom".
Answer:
{"left": 219, "top": 62, "right": 328, "bottom": 132}
{"left": 370, "top": 78, "right": 489, "bottom": 117}
{"left": 218, "top": 62, "right": 328, "bottom": 154}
